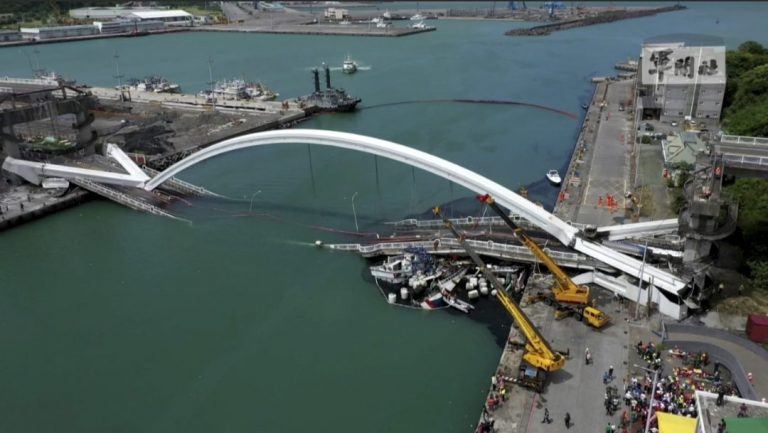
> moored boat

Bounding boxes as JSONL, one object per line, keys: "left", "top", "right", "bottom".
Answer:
{"left": 546, "top": 169, "right": 562, "bottom": 185}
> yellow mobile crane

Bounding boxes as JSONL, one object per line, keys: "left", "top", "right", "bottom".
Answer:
{"left": 477, "top": 194, "right": 609, "bottom": 328}
{"left": 433, "top": 207, "right": 565, "bottom": 391}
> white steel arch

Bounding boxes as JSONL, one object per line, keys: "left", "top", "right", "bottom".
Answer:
{"left": 144, "top": 129, "right": 689, "bottom": 296}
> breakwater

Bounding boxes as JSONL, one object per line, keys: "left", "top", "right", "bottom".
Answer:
{"left": 505, "top": 5, "right": 687, "bottom": 36}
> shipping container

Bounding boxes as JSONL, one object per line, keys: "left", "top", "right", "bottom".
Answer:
{"left": 745, "top": 314, "right": 768, "bottom": 343}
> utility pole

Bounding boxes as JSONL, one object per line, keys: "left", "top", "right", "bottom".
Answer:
{"left": 207, "top": 57, "right": 216, "bottom": 110}
{"left": 635, "top": 364, "right": 659, "bottom": 433}
{"left": 113, "top": 50, "right": 124, "bottom": 89}
{"left": 351, "top": 192, "right": 359, "bottom": 232}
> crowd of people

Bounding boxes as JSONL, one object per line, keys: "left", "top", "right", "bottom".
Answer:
{"left": 619, "top": 341, "right": 740, "bottom": 432}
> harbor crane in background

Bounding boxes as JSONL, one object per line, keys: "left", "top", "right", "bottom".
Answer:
{"left": 433, "top": 207, "right": 565, "bottom": 392}
{"left": 477, "top": 194, "right": 609, "bottom": 329}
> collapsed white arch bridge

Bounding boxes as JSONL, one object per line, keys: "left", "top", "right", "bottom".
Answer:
{"left": 3, "top": 129, "right": 692, "bottom": 317}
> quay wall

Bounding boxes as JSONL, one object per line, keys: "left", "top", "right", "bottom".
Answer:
{"left": 552, "top": 81, "right": 607, "bottom": 222}
{"left": 505, "top": 5, "right": 686, "bottom": 36}
{"left": 0, "top": 27, "right": 190, "bottom": 48}
{"left": 0, "top": 189, "right": 92, "bottom": 232}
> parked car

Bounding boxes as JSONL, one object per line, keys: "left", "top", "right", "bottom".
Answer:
{"left": 671, "top": 121, "right": 679, "bottom": 127}
{"left": 618, "top": 104, "right": 625, "bottom": 111}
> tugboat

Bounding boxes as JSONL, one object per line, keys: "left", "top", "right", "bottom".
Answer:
{"left": 342, "top": 55, "right": 358, "bottom": 74}
{"left": 546, "top": 169, "right": 562, "bottom": 185}
{"left": 298, "top": 64, "right": 361, "bottom": 112}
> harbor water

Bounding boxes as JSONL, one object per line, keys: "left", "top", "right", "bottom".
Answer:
{"left": 1, "top": 3, "right": 768, "bottom": 432}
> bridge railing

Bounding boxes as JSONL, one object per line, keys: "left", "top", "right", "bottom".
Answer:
{"left": 722, "top": 153, "right": 768, "bottom": 168}
{"left": 327, "top": 238, "right": 592, "bottom": 267}
{"left": 720, "top": 135, "right": 768, "bottom": 147}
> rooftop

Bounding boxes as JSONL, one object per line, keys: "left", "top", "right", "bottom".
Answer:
{"left": 129, "top": 10, "right": 192, "bottom": 19}
{"left": 662, "top": 132, "right": 707, "bottom": 166}
{"left": 696, "top": 391, "right": 768, "bottom": 433}
{"left": 641, "top": 34, "right": 725, "bottom": 86}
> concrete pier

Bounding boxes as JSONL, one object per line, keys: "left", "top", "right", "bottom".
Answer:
{"left": 0, "top": 185, "right": 91, "bottom": 231}
{"left": 553, "top": 79, "right": 638, "bottom": 227}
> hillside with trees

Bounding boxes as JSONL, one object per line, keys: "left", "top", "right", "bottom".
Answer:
{"left": 720, "top": 41, "right": 768, "bottom": 308}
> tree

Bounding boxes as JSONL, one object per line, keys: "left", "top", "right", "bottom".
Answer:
{"left": 749, "top": 260, "right": 768, "bottom": 292}
{"left": 739, "top": 41, "right": 767, "bottom": 56}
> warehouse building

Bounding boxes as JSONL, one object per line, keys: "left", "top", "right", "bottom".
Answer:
{"left": 69, "top": 7, "right": 165, "bottom": 20}
{"left": 638, "top": 34, "right": 726, "bottom": 125}
{"left": 0, "top": 30, "right": 22, "bottom": 42}
{"left": 20, "top": 25, "right": 98, "bottom": 40}
{"left": 127, "top": 10, "right": 193, "bottom": 26}
{"left": 93, "top": 20, "right": 165, "bottom": 34}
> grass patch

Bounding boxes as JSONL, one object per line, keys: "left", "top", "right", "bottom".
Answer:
{"left": 636, "top": 185, "right": 655, "bottom": 218}
{"left": 716, "top": 291, "right": 768, "bottom": 315}
{"left": 180, "top": 6, "right": 224, "bottom": 19}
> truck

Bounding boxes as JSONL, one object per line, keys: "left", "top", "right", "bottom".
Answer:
{"left": 433, "top": 207, "right": 565, "bottom": 392}
{"left": 477, "top": 194, "right": 609, "bottom": 328}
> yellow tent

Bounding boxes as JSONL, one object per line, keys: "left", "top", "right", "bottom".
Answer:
{"left": 657, "top": 412, "right": 696, "bottom": 433}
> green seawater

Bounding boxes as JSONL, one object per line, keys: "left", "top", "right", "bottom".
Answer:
{"left": 1, "top": 3, "right": 768, "bottom": 432}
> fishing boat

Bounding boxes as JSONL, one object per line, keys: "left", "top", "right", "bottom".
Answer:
{"left": 546, "top": 169, "right": 562, "bottom": 185}
{"left": 37, "top": 71, "right": 76, "bottom": 86}
{"left": 370, "top": 254, "right": 414, "bottom": 284}
{"left": 212, "top": 79, "right": 278, "bottom": 101}
{"left": 342, "top": 56, "right": 358, "bottom": 74}
{"left": 410, "top": 13, "right": 425, "bottom": 21}
{"left": 128, "top": 75, "right": 181, "bottom": 93}
{"left": 420, "top": 291, "right": 447, "bottom": 310}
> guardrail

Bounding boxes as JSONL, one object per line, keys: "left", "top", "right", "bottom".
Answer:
{"left": 722, "top": 153, "right": 768, "bottom": 168}
{"left": 720, "top": 135, "right": 768, "bottom": 147}
{"left": 326, "top": 238, "right": 596, "bottom": 269}
{"left": 71, "top": 177, "right": 186, "bottom": 221}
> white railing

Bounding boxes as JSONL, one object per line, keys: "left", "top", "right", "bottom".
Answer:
{"left": 722, "top": 153, "right": 768, "bottom": 167}
{"left": 326, "top": 238, "right": 593, "bottom": 268}
{"left": 720, "top": 135, "right": 768, "bottom": 147}
{"left": 71, "top": 177, "right": 185, "bottom": 221}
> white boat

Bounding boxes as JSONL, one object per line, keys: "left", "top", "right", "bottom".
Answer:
{"left": 410, "top": 13, "right": 425, "bottom": 21}
{"left": 128, "top": 76, "right": 181, "bottom": 94}
{"left": 37, "top": 70, "right": 75, "bottom": 86}
{"left": 342, "top": 56, "right": 358, "bottom": 74}
{"left": 442, "top": 292, "right": 475, "bottom": 313}
{"left": 370, "top": 17, "right": 383, "bottom": 24}
{"left": 376, "top": 20, "right": 392, "bottom": 28}
{"left": 382, "top": 10, "right": 392, "bottom": 19}
{"left": 546, "top": 169, "right": 562, "bottom": 185}
{"left": 370, "top": 255, "right": 414, "bottom": 284}
{"left": 411, "top": 20, "right": 428, "bottom": 29}
{"left": 339, "top": 19, "right": 351, "bottom": 25}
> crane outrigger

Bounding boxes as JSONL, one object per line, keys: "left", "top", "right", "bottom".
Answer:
{"left": 476, "top": 194, "right": 609, "bottom": 328}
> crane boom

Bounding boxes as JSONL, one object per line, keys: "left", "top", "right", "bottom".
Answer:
{"left": 433, "top": 207, "right": 565, "bottom": 372}
{"left": 478, "top": 194, "right": 589, "bottom": 304}
{"left": 477, "top": 194, "right": 609, "bottom": 328}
